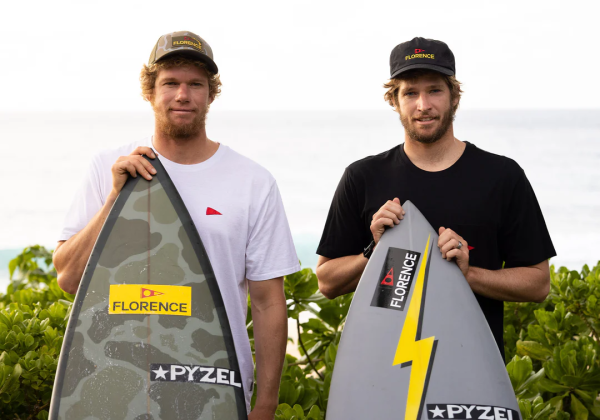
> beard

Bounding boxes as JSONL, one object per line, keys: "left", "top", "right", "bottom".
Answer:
{"left": 153, "top": 103, "right": 209, "bottom": 140}
{"left": 400, "top": 105, "right": 454, "bottom": 144}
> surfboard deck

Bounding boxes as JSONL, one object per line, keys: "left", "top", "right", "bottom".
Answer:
{"left": 49, "top": 155, "right": 247, "bottom": 420}
{"left": 326, "top": 201, "right": 520, "bottom": 420}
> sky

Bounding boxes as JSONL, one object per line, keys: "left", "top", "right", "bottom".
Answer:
{"left": 1, "top": 0, "right": 599, "bottom": 112}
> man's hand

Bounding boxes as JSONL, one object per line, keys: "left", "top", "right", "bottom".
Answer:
{"left": 111, "top": 146, "right": 157, "bottom": 196}
{"left": 438, "top": 226, "right": 469, "bottom": 277}
{"left": 248, "top": 404, "right": 277, "bottom": 420}
{"left": 370, "top": 198, "right": 405, "bottom": 244}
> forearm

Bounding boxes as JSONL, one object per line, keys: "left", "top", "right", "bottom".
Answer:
{"left": 251, "top": 286, "right": 288, "bottom": 412}
{"left": 316, "top": 254, "right": 368, "bottom": 299}
{"left": 466, "top": 263, "right": 550, "bottom": 303}
{"left": 53, "top": 192, "right": 118, "bottom": 294}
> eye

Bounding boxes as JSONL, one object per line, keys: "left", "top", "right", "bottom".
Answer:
{"left": 404, "top": 92, "right": 416, "bottom": 97}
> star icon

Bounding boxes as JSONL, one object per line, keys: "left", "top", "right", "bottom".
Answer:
{"left": 429, "top": 405, "right": 446, "bottom": 418}
{"left": 153, "top": 365, "right": 169, "bottom": 380}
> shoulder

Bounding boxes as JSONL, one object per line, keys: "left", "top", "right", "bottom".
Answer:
{"left": 465, "top": 143, "right": 525, "bottom": 182}
{"left": 92, "top": 138, "right": 151, "bottom": 169}
{"left": 345, "top": 145, "right": 402, "bottom": 179}
{"left": 220, "top": 146, "right": 276, "bottom": 186}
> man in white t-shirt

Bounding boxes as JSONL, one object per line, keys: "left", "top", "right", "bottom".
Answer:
{"left": 53, "top": 31, "right": 300, "bottom": 419}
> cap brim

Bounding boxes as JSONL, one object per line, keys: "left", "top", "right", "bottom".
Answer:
{"left": 391, "top": 63, "right": 454, "bottom": 78}
{"left": 155, "top": 49, "right": 219, "bottom": 74}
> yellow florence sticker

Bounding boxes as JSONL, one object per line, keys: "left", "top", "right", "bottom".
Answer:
{"left": 109, "top": 285, "right": 192, "bottom": 316}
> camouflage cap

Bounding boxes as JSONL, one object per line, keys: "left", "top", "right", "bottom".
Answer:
{"left": 148, "top": 31, "right": 218, "bottom": 74}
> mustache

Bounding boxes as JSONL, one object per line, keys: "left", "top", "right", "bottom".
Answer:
{"left": 412, "top": 113, "right": 439, "bottom": 120}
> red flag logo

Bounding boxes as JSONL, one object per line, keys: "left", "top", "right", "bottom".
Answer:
{"left": 415, "top": 48, "right": 425, "bottom": 53}
{"left": 381, "top": 268, "right": 394, "bottom": 286}
{"left": 206, "top": 207, "right": 222, "bottom": 215}
{"left": 141, "top": 288, "right": 165, "bottom": 299}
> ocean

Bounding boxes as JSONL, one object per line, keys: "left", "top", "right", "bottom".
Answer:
{"left": 1, "top": 110, "right": 599, "bottom": 289}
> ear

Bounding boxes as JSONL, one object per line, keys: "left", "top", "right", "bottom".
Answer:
{"left": 451, "top": 95, "right": 459, "bottom": 108}
{"left": 145, "top": 92, "right": 154, "bottom": 103}
{"left": 208, "top": 94, "right": 215, "bottom": 105}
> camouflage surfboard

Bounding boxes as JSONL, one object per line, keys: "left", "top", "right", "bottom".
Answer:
{"left": 49, "top": 155, "right": 247, "bottom": 420}
{"left": 326, "top": 201, "right": 520, "bottom": 420}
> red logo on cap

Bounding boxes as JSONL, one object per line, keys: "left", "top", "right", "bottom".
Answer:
{"left": 415, "top": 49, "right": 425, "bottom": 53}
{"left": 184, "top": 36, "right": 192, "bottom": 40}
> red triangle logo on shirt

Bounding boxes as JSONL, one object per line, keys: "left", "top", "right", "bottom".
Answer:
{"left": 206, "top": 207, "right": 222, "bottom": 215}
{"left": 468, "top": 246, "right": 474, "bottom": 251}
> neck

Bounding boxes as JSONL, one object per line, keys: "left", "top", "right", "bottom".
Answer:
{"left": 152, "top": 126, "right": 219, "bottom": 165}
{"left": 403, "top": 125, "right": 465, "bottom": 172}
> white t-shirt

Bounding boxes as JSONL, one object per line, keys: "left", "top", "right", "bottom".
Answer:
{"left": 59, "top": 138, "right": 300, "bottom": 410}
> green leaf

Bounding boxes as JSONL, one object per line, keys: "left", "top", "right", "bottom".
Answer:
{"left": 306, "top": 405, "right": 321, "bottom": 419}
{"left": 570, "top": 394, "right": 589, "bottom": 420}
{"left": 292, "top": 404, "right": 304, "bottom": 417}
{"left": 517, "top": 340, "right": 553, "bottom": 361}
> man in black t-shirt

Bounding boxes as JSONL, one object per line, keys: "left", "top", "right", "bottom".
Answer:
{"left": 316, "top": 38, "right": 556, "bottom": 358}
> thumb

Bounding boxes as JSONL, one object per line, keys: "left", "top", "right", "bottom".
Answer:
{"left": 439, "top": 226, "right": 446, "bottom": 235}
{"left": 393, "top": 197, "right": 400, "bottom": 204}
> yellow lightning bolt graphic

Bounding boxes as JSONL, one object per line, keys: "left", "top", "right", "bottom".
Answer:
{"left": 393, "top": 235, "right": 435, "bottom": 420}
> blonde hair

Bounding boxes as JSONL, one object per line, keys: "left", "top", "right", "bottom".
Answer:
{"left": 383, "top": 69, "right": 462, "bottom": 114}
{"left": 140, "top": 56, "right": 222, "bottom": 101}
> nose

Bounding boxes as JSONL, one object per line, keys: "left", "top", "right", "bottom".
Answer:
{"left": 416, "top": 93, "right": 432, "bottom": 112}
{"left": 175, "top": 84, "right": 190, "bottom": 102}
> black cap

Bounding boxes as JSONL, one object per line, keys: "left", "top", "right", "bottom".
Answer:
{"left": 390, "top": 37, "right": 455, "bottom": 78}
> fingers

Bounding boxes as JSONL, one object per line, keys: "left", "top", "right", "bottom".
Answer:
{"left": 370, "top": 217, "right": 396, "bottom": 244}
{"left": 438, "top": 227, "right": 458, "bottom": 248}
{"left": 440, "top": 238, "right": 461, "bottom": 259}
{"left": 444, "top": 248, "right": 462, "bottom": 262}
{"left": 373, "top": 199, "right": 405, "bottom": 223}
{"left": 131, "top": 146, "right": 156, "bottom": 159}
{"left": 370, "top": 198, "right": 405, "bottom": 244}
{"left": 115, "top": 155, "right": 156, "bottom": 179}
{"left": 437, "top": 227, "right": 469, "bottom": 260}
{"left": 378, "top": 209, "right": 401, "bottom": 225}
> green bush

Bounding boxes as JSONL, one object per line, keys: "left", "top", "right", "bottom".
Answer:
{"left": 0, "top": 246, "right": 74, "bottom": 420}
{"left": 504, "top": 262, "right": 600, "bottom": 420}
{"left": 1, "top": 246, "right": 599, "bottom": 420}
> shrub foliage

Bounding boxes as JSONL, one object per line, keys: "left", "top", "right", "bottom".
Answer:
{"left": 1, "top": 247, "right": 598, "bottom": 420}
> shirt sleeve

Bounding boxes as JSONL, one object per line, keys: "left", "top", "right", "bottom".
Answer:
{"left": 245, "top": 181, "right": 300, "bottom": 281}
{"left": 58, "top": 156, "right": 105, "bottom": 242}
{"left": 316, "top": 167, "right": 367, "bottom": 259}
{"left": 500, "top": 164, "right": 556, "bottom": 268}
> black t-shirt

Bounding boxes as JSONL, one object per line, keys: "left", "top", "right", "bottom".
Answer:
{"left": 317, "top": 142, "right": 556, "bottom": 357}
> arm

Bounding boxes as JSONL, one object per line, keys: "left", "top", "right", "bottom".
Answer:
{"left": 317, "top": 198, "right": 405, "bottom": 299}
{"left": 438, "top": 227, "right": 550, "bottom": 302}
{"left": 316, "top": 255, "right": 367, "bottom": 299}
{"left": 248, "top": 277, "right": 287, "bottom": 420}
{"left": 466, "top": 262, "right": 550, "bottom": 303}
{"left": 53, "top": 146, "right": 157, "bottom": 294}
{"left": 54, "top": 193, "right": 118, "bottom": 294}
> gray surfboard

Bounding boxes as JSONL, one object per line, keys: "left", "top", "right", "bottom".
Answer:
{"left": 326, "top": 201, "right": 520, "bottom": 420}
{"left": 49, "top": 155, "right": 247, "bottom": 420}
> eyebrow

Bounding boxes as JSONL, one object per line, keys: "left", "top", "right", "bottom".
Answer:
{"left": 401, "top": 83, "right": 445, "bottom": 93}
{"left": 159, "top": 77, "right": 204, "bottom": 83}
